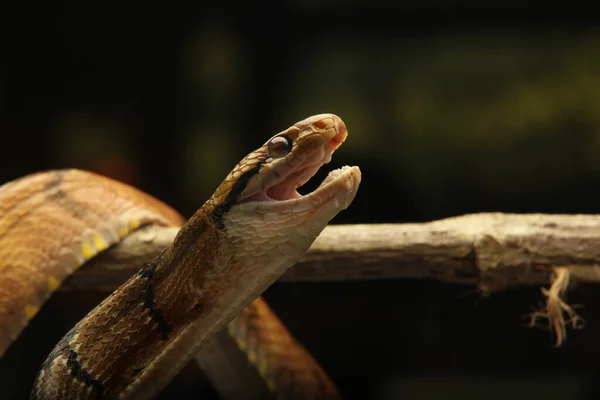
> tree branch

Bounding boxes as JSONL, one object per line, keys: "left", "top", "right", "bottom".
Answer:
{"left": 64, "top": 213, "right": 600, "bottom": 294}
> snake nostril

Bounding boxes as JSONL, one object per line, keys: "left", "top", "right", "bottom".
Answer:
{"left": 329, "top": 120, "right": 347, "bottom": 150}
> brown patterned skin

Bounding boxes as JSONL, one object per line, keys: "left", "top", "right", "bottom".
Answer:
{"left": 19, "top": 114, "right": 361, "bottom": 399}
{"left": 229, "top": 297, "right": 340, "bottom": 399}
{"left": 0, "top": 169, "right": 184, "bottom": 358}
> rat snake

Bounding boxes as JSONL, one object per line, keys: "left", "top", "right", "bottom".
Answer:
{"left": 0, "top": 114, "right": 361, "bottom": 399}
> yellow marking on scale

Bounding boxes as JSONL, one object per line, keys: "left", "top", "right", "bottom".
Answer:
{"left": 129, "top": 218, "right": 140, "bottom": 231}
{"left": 235, "top": 338, "right": 247, "bottom": 351}
{"left": 47, "top": 276, "right": 60, "bottom": 291}
{"left": 92, "top": 233, "right": 109, "bottom": 252}
{"left": 25, "top": 304, "right": 39, "bottom": 319}
{"left": 258, "top": 358, "right": 268, "bottom": 376}
{"left": 248, "top": 350, "right": 257, "bottom": 363}
{"left": 81, "top": 240, "right": 95, "bottom": 260}
{"left": 119, "top": 218, "right": 141, "bottom": 238}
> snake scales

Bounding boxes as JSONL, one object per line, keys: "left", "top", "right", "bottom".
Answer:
{"left": 0, "top": 114, "right": 361, "bottom": 399}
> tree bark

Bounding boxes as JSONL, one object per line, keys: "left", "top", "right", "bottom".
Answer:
{"left": 65, "top": 213, "right": 600, "bottom": 294}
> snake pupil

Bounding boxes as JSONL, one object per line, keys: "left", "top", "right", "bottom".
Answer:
{"left": 268, "top": 136, "right": 293, "bottom": 159}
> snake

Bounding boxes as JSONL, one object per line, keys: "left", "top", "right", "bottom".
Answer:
{"left": 0, "top": 114, "right": 361, "bottom": 399}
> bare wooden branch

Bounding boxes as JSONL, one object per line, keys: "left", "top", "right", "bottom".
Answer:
{"left": 63, "top": 213, "right": 600, "bottom": 294}
{"left": 62, "top": 225, "right": 181, "bottom": 291}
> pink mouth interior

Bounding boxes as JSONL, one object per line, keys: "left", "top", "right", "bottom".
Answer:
{"left": 241, "top": 163, "right": 322, "bottom": 203}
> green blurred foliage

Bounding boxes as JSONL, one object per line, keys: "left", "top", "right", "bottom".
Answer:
{"left": 269, "top": 32, "right": 600, "bottom": 219}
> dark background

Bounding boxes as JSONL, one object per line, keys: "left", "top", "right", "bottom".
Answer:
{"left": 3, "top": 3, "right": 600, "bottom": 400}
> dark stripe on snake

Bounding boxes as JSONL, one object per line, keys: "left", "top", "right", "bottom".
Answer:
{"left": 211, "top": 163, "right": 263, "bottom": 229}
{"left": 138, "top": 252, "right": 172, "bottom": 339}
{"left": 67, "top": 349, "right": 105, "bottom": 398}
{"left": 31, "top": 327, "right": 105, "bottom": 399}
{"left": 38, "top": 326, "right": 76, "bottom": 371}
{"left": 47, "top": 186, "right": 92, "bottom": 219}
{"left": 45, "top": 170, "right": 67, "bottom": 191}
{"left": 31, "top": 328, "right": 90, "bottom": 399}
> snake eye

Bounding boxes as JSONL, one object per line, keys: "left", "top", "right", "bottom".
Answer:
{"left": 268, "top": 136, "right": 293, "bottom": 159}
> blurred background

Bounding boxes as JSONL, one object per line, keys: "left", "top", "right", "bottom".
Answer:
{"left": 3, "top": 2, "right": 600, "bottom": 400}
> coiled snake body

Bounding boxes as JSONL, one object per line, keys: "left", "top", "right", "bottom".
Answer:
{"left": 0, "top": 114, "right": 361, "bottom": 399}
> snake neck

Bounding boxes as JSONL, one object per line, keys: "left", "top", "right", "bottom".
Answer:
{"left": 147, "top": 210, "right": 224, "bottom": 327}
{"left": 115, "top": 207, "right": 271, "bottom": 398}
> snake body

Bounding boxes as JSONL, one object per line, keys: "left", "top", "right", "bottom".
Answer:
{"left": 0, "top": 114, "right": 360, "bottom": 399}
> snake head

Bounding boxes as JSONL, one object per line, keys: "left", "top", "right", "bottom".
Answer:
{"left": 210, "top": 113, "right": 360, "bottom": 222}
{"left": 207, "top": 113, "right": 361, "bottom": 278}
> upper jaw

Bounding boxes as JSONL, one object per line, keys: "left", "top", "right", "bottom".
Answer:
{"left": 237, "top": 113, "right": 352, "bottom": 206}
{"left": 295, "top": 114, "right": 348, "bottom": 155}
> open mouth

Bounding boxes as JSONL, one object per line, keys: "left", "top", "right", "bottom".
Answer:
{"left": 239, "top": 160, "right": 355, "bottom": 205}
{"left": 237, "top": 115, "right": 359, "bottom": 208}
